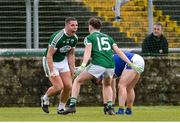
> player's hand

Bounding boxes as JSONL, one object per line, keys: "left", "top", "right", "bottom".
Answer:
{"left": 129, "top": 63, "right": 144, "bottom": 74}
{"left": 74, "top": 63, "right": 86, "bottom": 78}
{"left": 50, "top": 71, "right": 57, "bottom": 78}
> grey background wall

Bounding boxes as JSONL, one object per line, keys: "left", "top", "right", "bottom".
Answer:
{"left": 0, "top": 57, "right": 179, "bottom": 107}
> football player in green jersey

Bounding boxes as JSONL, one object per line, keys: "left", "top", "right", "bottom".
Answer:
{"left": 62, "top": 17, "right": 143, "bottom": 115}
{"left": 41, "top": 17, "right": 78, "bottom": 114}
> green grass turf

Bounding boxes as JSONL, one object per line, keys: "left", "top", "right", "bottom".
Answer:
{"left": 0, "top": 106, "right": 180, "bottom": 121}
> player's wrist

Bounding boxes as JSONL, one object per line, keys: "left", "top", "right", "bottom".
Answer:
{"left": 128, "top": 63, "right": 133, "bottom": 66}
{"left": 81, "top": 63, "right": 86, "bottom": 68}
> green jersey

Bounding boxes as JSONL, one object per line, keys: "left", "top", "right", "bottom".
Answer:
{"left": 44, "top": 29, "right": 78, "bottom": 62}
{"left": 84, "top": 31, "right": 116, "bottom": 68}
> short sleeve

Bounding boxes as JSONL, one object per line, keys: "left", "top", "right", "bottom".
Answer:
{"left": 49, "top": 31, "right": 62, "bottom": 49}
{"left": 84, "top": 37, "right": 92, "bottom": 46}
{"left": 109, "top": 36, "right": 117, "bottom": 46}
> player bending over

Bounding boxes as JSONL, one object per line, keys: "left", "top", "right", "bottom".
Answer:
{"left": 102, "top": 51, "right": 145, "bottom": 115}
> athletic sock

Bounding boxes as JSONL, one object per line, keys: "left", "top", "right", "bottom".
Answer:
{"left": 107, "top": 101, "right": 113, "bottom": 108}
{"left": 42, "top": 94, "right": 49, "bottom": 105}
{"left": 43, "top": 94, "right": 49, "bottom": 101}
{"left": 69, "top": 97, "right": 77, "bottom": 107}
{"left": 58, "top": 103, "right": 65, "bottom": 110}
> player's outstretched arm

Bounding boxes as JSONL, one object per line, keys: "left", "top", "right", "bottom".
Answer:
{"left": 112, "top": 45, "right": 143, "bottom": 73}
{"left": 67, "top": 48, "right": 75, "bottom": 77}
{"left": 112, "top": 45, "right": 132, "bottom": 65}
{"left": 74, "top": 44, "right": 92, "bottom": 77}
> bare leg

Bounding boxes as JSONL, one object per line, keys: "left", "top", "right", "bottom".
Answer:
{"left": 71, "top": 71, "right": 94, "bottom": 98}
{"left": 111, "top": 78, "right": 117, "bottom": 104}
{"left": 103, "top": 77, "right": 113, "bottom": 104}
{"left": 126, "top": 74, "right": 140, "bottom": 108}
{"left": 45, "top": 76, "right": 64, "bottom": 97}
{"left": 103, "top": 78, "right": 116, "bottom": 104}
{"left": 42, "top": 75, "right": 64, "bottom": 113}
{"left": 118, "top": 70, "right": 136, "bottom": 107}
{"left": 102, "top": 76, "right": 115, "bottom": 115}
{"left": 58, "top": 71, "right": 72, "bottom": 110}
{"left": 59, "top": 71, "right": 94, "bottom": 114}
{"left": 102, "top": 81, "right": 106, "bottom": 104}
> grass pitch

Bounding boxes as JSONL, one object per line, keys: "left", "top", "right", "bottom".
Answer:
{"left": 0, "top": 106, "right": 180, "bottom": 121}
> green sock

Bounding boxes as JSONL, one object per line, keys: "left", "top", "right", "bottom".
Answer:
{"left": 69, "top": 97, "right": 77, "bottom": 107}
{"left": 107, "top": 101, "right": 113, "bottom": 107}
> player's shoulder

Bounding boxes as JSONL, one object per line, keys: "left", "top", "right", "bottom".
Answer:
{"left": 85, "top": 32, "right": 98, "bottom": 41}
{"left": 51, "top": 29, "right": 64, "bottom": 38}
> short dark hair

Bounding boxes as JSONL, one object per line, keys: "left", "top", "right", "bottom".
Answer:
{"left": 154, "top": 22, "right": 163, "bottom": 28}
{"left": 88, "top": 17, "right": 102, "bottom": 30}
{"left": 65, "top": 17, "right": 77, "bottom": 25}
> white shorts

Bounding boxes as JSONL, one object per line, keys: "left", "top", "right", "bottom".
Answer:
{"left": 86, "top": 63, "right": 114, "bottom": 79}
{"left": 125, "top": 54, "right": 145, "bottom": 73}
{"left": 42, "top": 56, "right": 70, "bottom": 77}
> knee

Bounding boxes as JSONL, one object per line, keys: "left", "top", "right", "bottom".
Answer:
{"left": 64, "top": 84, "right": 72, "bottom": 92}
{"left": 103, "top": 77, "right": 111, "bottom": 86}
{"left": 55, "top": 84, "right": 64, "bottom": 93}
{"left": 74, "top": 77, "right": 84, "bottom": 85}
{"left": 127, "top": 87, "right": 133, "bottom": 93}
{"left": 118, "top": 84, "right": 126, "bottom": 90}
{"left": 103, "top": 81, "right": 111, "bottom": 86}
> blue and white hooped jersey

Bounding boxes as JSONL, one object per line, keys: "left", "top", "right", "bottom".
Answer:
{"left": 113, "top": 52, "right": 134, "bottom": 77}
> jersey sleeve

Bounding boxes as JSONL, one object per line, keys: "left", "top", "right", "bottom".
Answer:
{"left": 109, "top": 36, "right": 117, "bottom": 46}
{"left": 49, "top": 31, "right": 62, "bottom": 49}
{"left": 84, "top": 36, "right": 92, "bottom": 46}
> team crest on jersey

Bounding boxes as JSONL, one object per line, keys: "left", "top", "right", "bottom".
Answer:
{"left": 59, "top": 45, "right": 71, "bottom": 53}
{"left": 71, "top": 39, "right": 74, "bottom": 42}
{"left": 70, "top": 39, "right": 74, "bottom": 45}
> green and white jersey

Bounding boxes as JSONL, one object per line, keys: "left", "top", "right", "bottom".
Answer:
{"left": 84, "top": 31, "right": 117, "bottom": 68}
{"left": 44, "top": 29, "right": 78, "bottom": 62}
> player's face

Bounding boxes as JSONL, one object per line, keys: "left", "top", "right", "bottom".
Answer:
{"left": 66, "top": 20, "right": 78, "bottom": 36}
{"left": 153, "top": 25, "right": 162, "bottom": 37}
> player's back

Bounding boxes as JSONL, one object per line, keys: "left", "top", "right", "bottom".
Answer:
{"left": 85, "top": 32, "right": 116, "bottom": 68}
{"left": 113, "top": 52, "right": 134, "bottom": 76}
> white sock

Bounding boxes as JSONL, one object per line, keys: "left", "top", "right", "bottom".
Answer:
{"left": 58, "top": 103, "right": 65, "bottom": 110}
{"left": 43, "top": 94, "right": 49, "bottom": 101}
